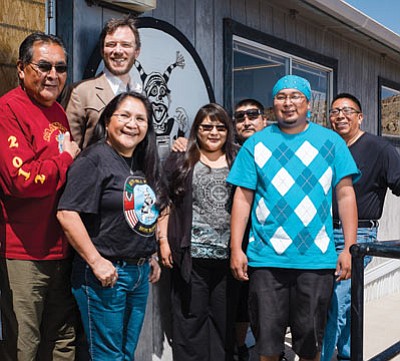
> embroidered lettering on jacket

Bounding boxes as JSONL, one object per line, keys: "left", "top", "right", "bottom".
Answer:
{"left": 43, "top": 122, "right": 67, "bottom": 142}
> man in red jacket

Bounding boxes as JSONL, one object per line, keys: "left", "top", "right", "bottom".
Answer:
{"left": 0, "top": 32, "right": 80, "bottom": 360}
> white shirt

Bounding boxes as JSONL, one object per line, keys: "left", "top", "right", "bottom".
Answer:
{"left": 103, "top": 67, "right": 143, "bottom": 95}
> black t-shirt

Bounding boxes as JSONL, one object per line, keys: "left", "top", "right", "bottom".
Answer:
{"left": 333, "top": 132, "right": 400, "bottom": 220}
{"left": 58, "top": 141, "right": 158, "bottom": 258}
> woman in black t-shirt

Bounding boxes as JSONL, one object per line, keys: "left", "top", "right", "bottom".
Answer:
{"left": 57, "top": 92, "right": 168, "bottom": 360}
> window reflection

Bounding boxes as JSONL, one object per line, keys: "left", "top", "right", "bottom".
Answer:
{"left": 233, "top": 36, "right": 332, "bottom": 127}
{"left": 380, "top": 85, "right": 400, "bottom": 138}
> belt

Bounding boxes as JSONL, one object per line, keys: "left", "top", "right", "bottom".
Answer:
{"left": 107, "top": 257, "right": 149, "bottom": 266}
{"left": 333, "top": 219, "right": 379, "bottom": 229}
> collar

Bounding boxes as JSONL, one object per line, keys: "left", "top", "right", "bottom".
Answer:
{"left": 103, "top": 68, "right": 143, "bottom": 95}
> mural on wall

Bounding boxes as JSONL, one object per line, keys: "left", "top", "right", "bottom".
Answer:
{"left": 134, "top": 50, "right": 188, "bottom": 157}
{"left": 136, "top": 18, "right": 214, "bottom": 159}
{"left": 86, "top": 17, "right": 215, "bottom": 160}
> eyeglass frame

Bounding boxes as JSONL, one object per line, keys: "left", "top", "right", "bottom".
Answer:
{"left": 111, "top": 112, "right": 148, "bottom": 126}
{"left": 329, "top": 107, "right": 361, "bottom": 117}
{"left": 274, "top": 93, "right": 306, "bottom": 103}
{"left": 28, "top": 61, "right": 68, "bottom": 74}
{"left": 233, "top": 109, "right": 263, "bottom": 123}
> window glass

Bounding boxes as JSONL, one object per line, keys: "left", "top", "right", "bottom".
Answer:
{"left": 380, "top": 85, "right": 400, "bottom": 138}
{"left": 233, "top": 37, "right": 332, "bottom": 127}
{"left": 293, "top": 61, "right": 330, "bottom": 127}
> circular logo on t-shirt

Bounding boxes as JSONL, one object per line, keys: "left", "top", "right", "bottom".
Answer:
{"left": 123, "top": 176, "right": 159, "bottom": 237}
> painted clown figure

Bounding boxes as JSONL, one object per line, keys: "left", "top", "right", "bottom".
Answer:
{"left": 134, "top": 51, "right": 189, "bottom": 159}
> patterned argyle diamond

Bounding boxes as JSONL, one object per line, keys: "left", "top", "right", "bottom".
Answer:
{"left": 293, "top": 227, "right": 314, "bottom": 254}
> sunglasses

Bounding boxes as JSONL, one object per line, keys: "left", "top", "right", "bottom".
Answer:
{"left": 29, "top": 61, "right": 68, "bottom": 74}
{"left": 234, "top": 109, "right": 262, "bottom": 122}
{"left": 199, "top": 124, "right": 227, "bottom": 132}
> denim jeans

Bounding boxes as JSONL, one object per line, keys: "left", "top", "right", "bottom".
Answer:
{"left": 72, "top": 257, "right": 150, "bottom": 361}
{"left": 321, "top": 226, "right": 377, "bottom": 361}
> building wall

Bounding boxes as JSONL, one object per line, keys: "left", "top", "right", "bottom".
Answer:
{"left": 0, "top": 0, "right": 46, "bottom": 96}
{"left": 58, "top": 1, "right": 400, "bottom": 359}
{"left": 63, "top": 0, "right": 400, "bottom": 236}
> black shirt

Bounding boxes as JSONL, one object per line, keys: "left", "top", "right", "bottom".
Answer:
{"left": 333, "top": 132, "right": 400, "bottom": 220}
{"left": 58, "top": 141, "right": 158, "bottom": 258}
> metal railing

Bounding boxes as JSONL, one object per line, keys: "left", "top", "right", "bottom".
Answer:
{"left": 351, "top": 241, "right": 400, "bottom": 361}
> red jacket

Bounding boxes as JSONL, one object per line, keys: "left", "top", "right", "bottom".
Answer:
{"left": 0, "top": 87, "right": 73, "bottom": 260}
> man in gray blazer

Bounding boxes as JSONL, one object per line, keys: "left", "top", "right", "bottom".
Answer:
{"left": 64, "top": 16, "right": 142, "bottom": 149}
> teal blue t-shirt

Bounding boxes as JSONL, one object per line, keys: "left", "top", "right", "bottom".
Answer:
{"left": 227, "top": 122, "right": 360, "bottom": 270}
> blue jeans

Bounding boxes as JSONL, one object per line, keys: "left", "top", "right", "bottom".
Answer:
{"left": 321, "top": 226, "right": 377, "bottom": 361}
{"left": 71, "top": 257, "right": 150, "bottom": 361}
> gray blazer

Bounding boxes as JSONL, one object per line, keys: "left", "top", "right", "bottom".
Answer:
{"left": 64, "top": 73, "right": 115, "bottom": 149}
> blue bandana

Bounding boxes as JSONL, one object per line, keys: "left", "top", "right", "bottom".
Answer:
{"left": 272, "top": 75, "right": 312, "bottom": 101}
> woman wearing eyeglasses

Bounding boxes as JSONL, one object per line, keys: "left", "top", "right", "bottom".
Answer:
{"left": 56, "top": 91, "right": 168, "bottom": 360}
{"left": 158, "top": 103, "right": 239, "bottom": 361}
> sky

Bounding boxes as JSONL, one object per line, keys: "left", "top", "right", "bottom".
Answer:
{"left": 343, "top": 0, "right": 400, "bottom": 35}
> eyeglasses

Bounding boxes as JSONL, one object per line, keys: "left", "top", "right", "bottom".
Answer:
{"left": 112, "top": 113, "right": 148, "bottom": 126}
{"left": 198, "top": 124, "right": 227, "bottom": 132}
{"left": 234, "top": 109, "right": 262, "bottom": 122}
{"left": 29, "top": 61, "right": 68, "bottom": 74}
{"left": 329, "top": 107, "right": 361, "bottom": 117}
{"left": 274, "top": 93, "right": 305, "bottom": 103}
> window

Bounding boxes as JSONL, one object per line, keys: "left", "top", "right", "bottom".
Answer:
{"left": 224, "top": 19, "right": 337, "bottom": 128}
{"left": 233, "top": 36, "right": 332, "bottom": 127}
{"left": 379, "top": 77, "right": 400, "bottom": 144}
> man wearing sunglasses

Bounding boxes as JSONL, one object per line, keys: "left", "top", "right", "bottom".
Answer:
{"left": 231, "top": 99, "right": 268, "bottom": 361}
{"left": 233, "top": 99, "right": 267, "bottom": 144}
{"left": 321, "top": 93, "right": 400, "bottom": 361}
{"left": 0, "top": 32, "right": 80, "bottom": 360}
{"left": 64, "top": 16, "right": 142, "bottom": 149}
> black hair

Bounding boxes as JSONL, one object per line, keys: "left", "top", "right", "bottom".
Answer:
{"left": 169, "top": 103, "right": 238, "bottom": 200}
{"left": 89, "top": 91, "right": 168, "bottom": 211}
{"left": 332, "top": 93, "right": 362, "bottom": 112}
{"left": 234, "top": 98, "right": 265, "bottom": 113}
{"left": 19, "top": 32, "right": 67, "bottom": 64}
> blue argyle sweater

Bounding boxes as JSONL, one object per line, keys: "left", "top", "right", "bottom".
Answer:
{"left": 227, "top": 122, "right": 359, "bottom": 269}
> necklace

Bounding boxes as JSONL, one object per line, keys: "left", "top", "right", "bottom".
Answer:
{"left": 120, "top": 154, "right": 134, "bottom": 175}
{"left": 107, "top": 142, "right": 134, "bottom": 175}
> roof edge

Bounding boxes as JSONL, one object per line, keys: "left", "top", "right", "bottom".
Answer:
{"left": 302, "top": 0, "right": 400, "bottom": 54}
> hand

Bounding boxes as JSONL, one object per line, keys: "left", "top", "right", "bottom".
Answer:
{"left": 149, "top": 257, "right": 161, "bottom": 283}
{"left": 171, "top": 137, "right": 188, "bottom": 153}
{"left": 63, "top": 131, "right": 81, "bottom": 159}
{"left": 336, "top": 249, "right": 352, "bottom": 281}
{"left": 159, "top": 239, "right": 173, "bottom": 268}
{"left": 91, "top": 256, "right": 118, "bottom": 287}
{"left": 230, "top": 249, "right": 249, "bottom": 281}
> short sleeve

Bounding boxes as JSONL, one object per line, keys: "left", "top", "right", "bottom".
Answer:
{"left": 227, "top": 139, "right": 258, "bottom": 190}
{"left": 383, "top": 143, "right": 400, "bottom": 195}
{"left": 332, "top": 136, "right": 360, "bottom": 186}
{"left": 58, "top": 155, "right": 104, "bottom": 214}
